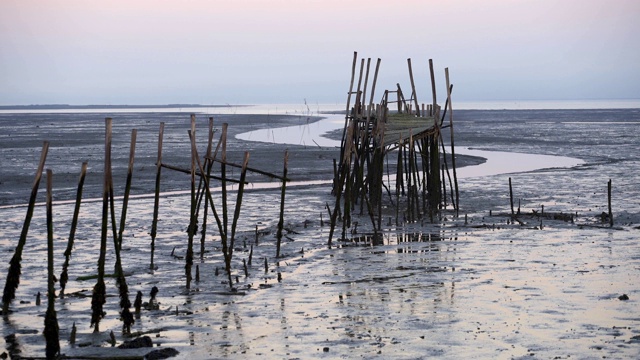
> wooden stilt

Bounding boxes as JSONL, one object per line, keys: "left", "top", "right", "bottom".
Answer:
{"left": 150, "top": 122, "right": 165, "bottom": 270}
{"left": 117, "top": 129, "right": 137, "bottom": 252}
{"left": 338, "top": 51, "right": 359, "bottom": 183}
{"left": 407, "top": 58, "right": 420, "bottom": 117}
{"left": 91, "top": 118, "right": 111, "bottom": 333}
{"left": 60, "top": 162, "right": 88, "bottom": 298}
{"left": 44, "top": 169, "right": 60, "bottom": 358}
{"left": 276, "top": 150, "right": 289, "bottom": 258}
{"left": 229, "top": 151, "right": 250, "bottom": 263}
{"left": 2, "top": 141, "right": 49, "bottom": 314}
{"left": 608, "top": 179, "right": 613, "bottom": 227}
{"left": 445, "top": 69, "right": 460, "bottom": 215}
{"left": 509, "top": 177, "right": 515, "bottom": 217}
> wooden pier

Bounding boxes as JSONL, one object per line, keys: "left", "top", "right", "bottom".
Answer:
{"left": 329, "top": 52, "right": 460, "bottom": 245}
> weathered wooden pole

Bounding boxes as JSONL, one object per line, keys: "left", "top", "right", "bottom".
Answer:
{"left": 395, "top": 136, "right": 403, "bottom": 225}
{"left": 60, "top": 162, "right": 88, "bottom": 298}
{"left": 338, "top": 51, "right": 359, "bottom": 181}
{"left": 229, "top": 151, "right": 250, "bottom": 264}
{"left": 361, "top": 58, "right": 371, "bottom": 115}
{"left": 408, "top": 133, "right": 415, "bottom": 221}
{"left": 2, "top": 141, "right": 49, "bottom": 314}
{"left": 216, "top": 123, "right": 235, "bottom": 286}
{"left": 116, "top": 129, "right": 137, "bottom": 252}
{"left": 445, "top": 69, "right": 460, "bottom": 214}
{"left": 342, "top": 122, "right": 356, "bottom": 240}
{"left": 328, "top": 122, "right": 354, "bottom": 247}
{"left": 91, "top": 118, "right": 111, "bottom": 333}
{"left": 407, "top": 58, "right": 420, "bottom": 117}
{"left": 429, "top": 59, "right": 437, "bottom": 111}
{"left": 200, "top": 117, "right": 215, "bottom": 258}
{"left": 44, "top": 169, "right": 60, "bottom": 359}
{"left": 354, "top": 58, "right": 365, "bottom": 117}
{"left": 368, "top": 59, "right": 381, "bottom": 115}
{"left": 428, "top": 133, "right": 440, "bottom": 220}
{"left": 104, "top": 129, "right": 136, "bottom": 334}
{"left": 186, "top": 128, "right": 197, "bottom": 289}
{"left": 441, "top": 164, "right": 447, "bottom": 209}
{"left": 276, "top": 150, "right": 289, "bottom": 258}
{"left": 190, "top": 130, "right": 230, "bottom": 288}
{"left": 509, "top": 177, "right": 515, "bottom": 217}
{"left": 608, "top": 179, "right": 613, "bottom": 227}
{"left": 150, "top": 122, "right": 165, "bottom": 270}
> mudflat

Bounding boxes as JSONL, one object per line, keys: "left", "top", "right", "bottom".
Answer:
{"left": 0, "top": 108, "right": 638, "bottom": 359}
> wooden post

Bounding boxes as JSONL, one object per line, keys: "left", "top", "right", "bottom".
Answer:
{"left": 91, "top": 118, "right": 111, "bottom": 333}
{"left": 221, "top": 124, "right": 229, "bottom": 245}
{"left": 408, "top": 133, "right": 415, "bottom": 221}
{"left": 150, "top": 122, "right": 165, "bottom": 270}
{"left": 445, "top": 68, "right": 460, "bottom": 215}
{"left": 407, "top": 58, "right": 420, "bottom": 117}
{"left": 354, "top": 58, "right": 365, "bottom": 118}
{"left": 361, "top": 58, "right": 371, "bottom": 115}
{"left": 117, "top": 129, "right": 137, "bottom": 252}
{"left": 200, "top": 117, "right": 215, "bottom": 258}
{"left": 396, "top": 84, "right": 404, "bottom": 113}
{"left": 276, "top": 150, "right": 289, "bottom": 258}
{"left": 368, "top": 59, "right": 381, "bottom": 116}
{"left": 60, "top": 162, "right": 88, "bottom": 297}
{"left": 429, "top": 59, "right": 437, "bottom": 112}
{"left": 44, "top": 169, "right": 60, "bottom": 359}
{"left": 395, "top": 136, "right": 403, "bottom": 225}
{"left": 509, "top": 177, "right": 515, "bottom": 217}
{"left": 2, "top": 141, "right": 49, "bottom": 314}
{"left": 441, "top": 164, "right": 447, "bottom": 209}
{"left": 186, "top": 128, "right": 197, "bottom": 289}
{"left": 229, "top": 151, "right": 250, "bottom": 262}
{"left": 339, "top": 51, "right": 359, "bottom": 174}
{"left": 111, "top": 130, "right": 135, "bottom": 333}
{"left": 608, "top": 179, "right": 613, "bottom": 227}
{"left": 190, "top": 130, "right": 229, "bottom": 289}
{"left": 328, "top": 122, "right": 354, "bottom": 247}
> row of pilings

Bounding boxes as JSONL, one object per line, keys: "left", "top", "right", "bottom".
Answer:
{"left": 328, "top": 52, "right": 460, "bottom": 246}
{"left": 1, "top": 115, "right": 291, "bottom": 358}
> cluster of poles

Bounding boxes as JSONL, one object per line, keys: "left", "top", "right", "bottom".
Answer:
{"left": 1, "top": 116, "right": 290, "bottom": 358}
{"left": 328, "top": 52, "right": 461, "bottom": 246}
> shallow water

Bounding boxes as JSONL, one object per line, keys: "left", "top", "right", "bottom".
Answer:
{"left": 1, "top": 108, "right": 639, "bottom": 359}
{"left": 235, "top": 114, "right": 586, "bottom": 178}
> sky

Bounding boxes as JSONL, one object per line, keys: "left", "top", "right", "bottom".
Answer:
{"left": 1, "top": 0, "right": 639, "bottom": 106}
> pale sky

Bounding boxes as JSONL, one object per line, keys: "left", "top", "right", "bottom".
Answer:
{"left": 1, "top": 0, "right": 638, "bottom": 105}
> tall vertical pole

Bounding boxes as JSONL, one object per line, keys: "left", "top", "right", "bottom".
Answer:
{"left": 150, "top": 122, "right": 164, "bottom": 270}
{"left": 445, "top": 68, "right": 460, "bottom": 215}
{"left": 407, "top": 58, "right": 420, "bottom": 117}
{"left": 2, "top": 141, "right": 48, "bottom": 314}
{"left": 276, "top": 150, "right": 289, "bottom": 258}
{"left": 44, "top": 169, "right": 60, "bottom": 358}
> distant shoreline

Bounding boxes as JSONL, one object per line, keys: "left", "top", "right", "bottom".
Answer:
{"left": 0, "top": 104, "right": 249, "bottom": 110}
{"left": 1, "top": 99, "right": 639, "bottom": 111}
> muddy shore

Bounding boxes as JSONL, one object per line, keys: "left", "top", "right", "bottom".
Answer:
{"left": 0, "top": 109, "right": 639, "bottom": 359}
